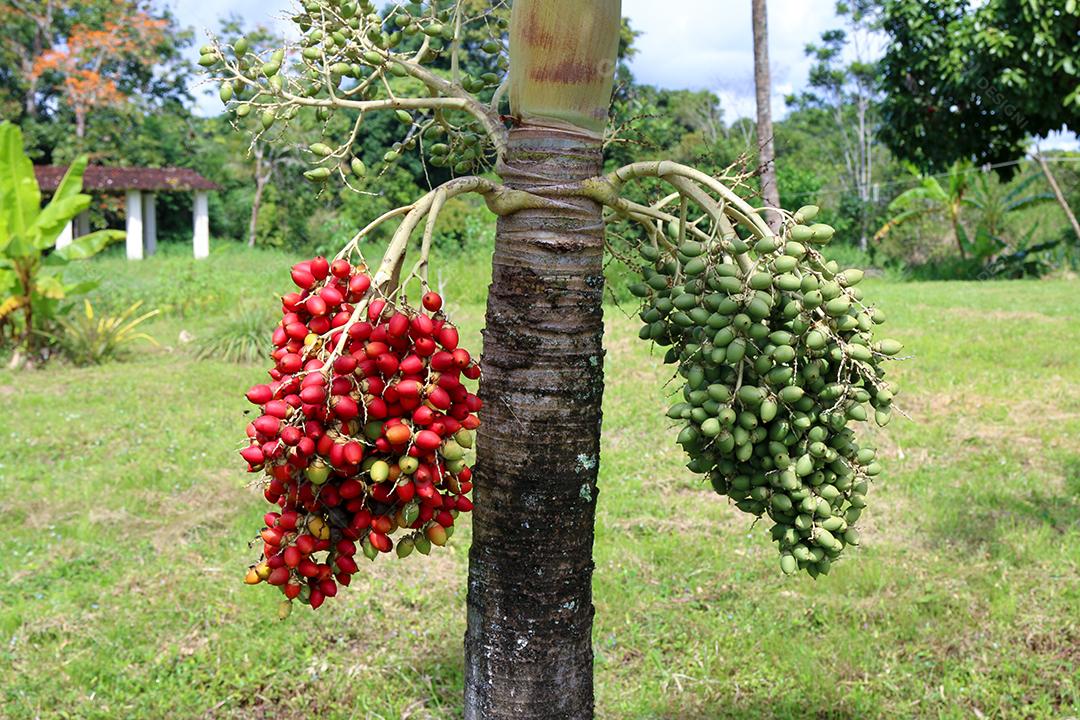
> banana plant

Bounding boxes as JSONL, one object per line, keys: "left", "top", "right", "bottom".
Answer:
{"left": 0, "top": 121, "right": 123, "bottom": 358}
{"left": 873, "top": 160, "right": 974, "bottom": 258}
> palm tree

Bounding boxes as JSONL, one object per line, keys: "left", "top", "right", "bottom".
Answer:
{"left": 874, "top": 161, "right": 973, "bottom": 258}
{"left": 752, "top": 0, "right": 781, "bottom": 230}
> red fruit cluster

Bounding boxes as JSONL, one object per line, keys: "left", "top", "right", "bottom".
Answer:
{"left": 241, "top": 255, "right": 481, "bottom": 613}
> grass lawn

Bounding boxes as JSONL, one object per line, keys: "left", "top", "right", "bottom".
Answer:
{"left": 2, "top": 249, "right": 1078, "bottom": 719}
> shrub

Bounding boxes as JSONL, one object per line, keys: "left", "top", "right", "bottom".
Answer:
{"left": 194, "top": 305, "right": 275, "bottom": 363}
{"left": 52, "top": 300, "right": 159, "bottom": 365}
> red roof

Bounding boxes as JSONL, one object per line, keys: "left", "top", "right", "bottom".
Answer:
{"left": 34, "top": 165, "right": 220, "bottom": 193}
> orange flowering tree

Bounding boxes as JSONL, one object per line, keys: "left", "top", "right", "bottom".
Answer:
{"left": 30, "top": 2, "right": 167, "bottom": 139}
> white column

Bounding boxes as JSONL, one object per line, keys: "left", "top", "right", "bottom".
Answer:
{"left": 142, "top": 193, "right": 157, "bottom": 256}
{"left": 57, "top": 221, "right": 73, "bottom": 250}
{"left": 75, "top": 212, "right": 90, "bottom": 238}
{"left": 193, "top": 191, "right": 209, "bottom": 259}
{"left": 125, "top": 190, "right": 143, "bottom": 260}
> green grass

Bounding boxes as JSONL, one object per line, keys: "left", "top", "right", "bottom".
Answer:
{"left": 2, "top": 251, "right": 1078, "bottom": 719}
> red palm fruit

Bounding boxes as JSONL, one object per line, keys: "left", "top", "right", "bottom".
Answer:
{"left": 376, "top": 353, "right": 399, "bottom": 376}
{"left": 296, "top": 437, "right": 316, "bottom": 458}
{"left": 365, "top": 341, "right": 389, "bottom": 358}
{"left": 261, "top": 527, "right": 284, "bottom": 546}
{"left": 422, "top": 291, "right": 443, "bottom": 312}
{"left": 343, "top": 440, "right": 364, "bottom": 465}
{"left": 303, "top": 420, "right": 325, "bottom": 439}
{"left": 331, "top": 395, "right": 359, "bottom": 421}
{"left": 460, "top": 481, "right": 473, "bottom": 494}
{"left": 337, "top": 539, "right": 357, "bottom": 555}
{"left": 430, "top": 351, "right": 454, "bottom": 372}
{"left": 387, "top": 313, "right": 409, "bottom": 338}
{"left": 284, "top": 581, "right": 302, "bottom": 599}
{"left": 266, "top": 554, "right": 285, "bottom": 570}
{"left": 452, "top": 348, "right": 471, "bottom": 368}
{"left": 328, "top": 442, "right": 346, "bottom": 469}
{"left": 350, "top": 508, "right": 372, "bottom": 530}
{"left": 456, "top": 496, "right": 474, "bottom": 512}
{"left": 336, "top": 554, "right": 359, "bottom": 574}
{"left": 308, "top": 316, "right": 331, "bottom": 335}
{"left": 280, "top": 426, "right": 302, "bottom": 446}
{"left": 426, "top": 523, "right": 449, "bottom": 546}
{"left": 367, "top": 397, "right": 388, "bottom": 419}
{"left": 246, "top": 384, "right": 274, "bottom": 405}
{"left": 415, "top": 480, "right": 436, "bottom": 501}
{"left": 396, "top": 480, "right": 416, "bottom": 503}
{"left": 267, "top": 566, "right": 291, "bottom": 586}
{"left": 278, "top": 510, "right": 298, "bottom": 530}
{"left": 371, "top": 483, "right": 394, "bottom": 505}
{"left": 395, "top": 379, "right": 421, "bottom": 398}
{"left": 367, "top": 298, "right": 387, "bottom": 321}
{"left": 374, "top": 438, "right": 390, "bottom": 454}
{"left": 301, "top": 371, "right": 324, "bottom": 388}
{"left": 298, "top": 559, "right": 319, "bottom": 578}
{"left": 306, "top": 296, "right": 328, "bottom": 317}
{"left": 414, "top": 429, "right": 442, "bottom": 451}
{"left": 462, "top": 414, "right": 480, "bottom": 430}
{"left": 295, "top": 534, "right": 317, "bottom": 555}
{"left": 333, "top": 355, "right": 357, "bottom": 375}
{"left": 271, "top": 326, "right": 288, "bottom": 348}
{"left": 284, "top": 546, "right": 302, "bottom": 568}
{"left": 330, "top": 377, "right": 352, "bottom": 396}
{"left": 413, "top": 337, "right": 435, "bottom": 357}
{"left": 348, "top": 321, "right": 373, "bottom": 341}
{"left": 369, "top": 530, "right": 392, "bottom": 553}
{"left": 331, "top": 258, "right": 352, "bottom": 278}
{"left": 412, "top": 405, "right": 435, "bottom": 426}
{"left": 285, "top": 321, "right": 307, "bottom": 341}
{"left": 442, "top": 416, "right": 462, "bottom": 435}
{"left": 254, "top": 414, "right": 281, "bottom": 436}
{"left": 410, "top": 314, "right": 434, "bottom": 337}
{"left": 299, "top": 386, "right": 326, "bottom": 404}
{"left": 436, "top": 510, "right": 455, "bottom": 528}
{"left": 385, "top": 424, "right": 412, "bottom": 446}
{"left": 240, "top": 445, "right": 264, "bottom": 465}
{"left": 429, "top": 421, "right": 447, "bottom": 437}
{"left": 336, "top": 573, "right": 352, "bottom": 586}
{"left": 246, "top": 422, "right": 256, "bottom": 439}
{"left": 271, "top": 347, "right": 288, "bottom": 362}
{"left": 315, "top": 563, "right": 333, "bottom": 581}
{"left": 363, "top": 376, "right": 385, "bottom": 395}
{"left": 279, "top": 354, "right": 302, "bottom": 374}
{"left": 399, "top": 354, "right": 424, "bottom": 376}
{"left": 282, "top": 311, "right": 302, "bottom": 325}
{"left": 466, "top": 393, "right": 483, "bottom": 412}
{"left": 449, "top": 404, "right": 470, "bottom": 423}
{"left": 283, "top": 393, "right": 303, "bottom": 409}
{"left": 291, "top": 267, "right": 316, "bottom": 289}
{"left": 339, "top": 478, "right": 363, "bottom": 500}
{"left": 463, "top": 363, "right": 481, "bottom": 380}
{"left": 319, "top": 285, "right": 344, "bottom": 307}
{"left": 319, "top": 579, "right": 338, "bottom": 598}
{"left": 304, "top": 358, "right": 325, "bottom": 372}
{"left": 348, "top": 274, "right": 371, "bottom": 298}
{"left": 263, "top": 511, "right": 280, "bottom": 527}
{"left": 427, "top": 386, "right": 452, "bottom": 410}
{"left": 321, "top": 484, "right": 341, "bottom": 507}
{"left": 438, "top": 373, "right": 463, "bottom": 390}
{"left": 282, "top": 292, "right": 302, "bottom": 311}
{"left": 382, "top": 385, "right": 400, "bottom": 404}
{"left": 309, "top": 256, "right": 330, "bottom": 280}
{"left": 418, "top": 503, "right": 435, "bottom": 523}
{"left": 308, "top": 588, "right": 325, "bottom": 609}
{"left": 331, "top": 311, "right": 351, "bottom": 329}
{"left": 438, "top": 325, "right": 459, "bottom": 350}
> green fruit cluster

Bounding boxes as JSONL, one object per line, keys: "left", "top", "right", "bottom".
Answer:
{"left": 630, "top": 205, "right": 901, "bottom": 577}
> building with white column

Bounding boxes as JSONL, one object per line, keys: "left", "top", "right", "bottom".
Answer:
{"left": 32, "top": 166, "right": 219, "bottom": 260}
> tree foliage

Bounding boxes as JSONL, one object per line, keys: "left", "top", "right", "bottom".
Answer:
{"left": 877, "top": 0, "right": 1080, "bottom": 171}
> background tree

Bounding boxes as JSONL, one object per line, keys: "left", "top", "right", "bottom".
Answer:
{"left": 752, "top": 0, "right": 781, "bottom": 230}
{"left": 788, "top": 1, "right": 882, "bottom": 250}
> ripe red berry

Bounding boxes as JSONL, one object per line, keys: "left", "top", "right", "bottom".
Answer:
{"left": 422, "top": 292, "right": 442, "bottom": 312}
{"left": 246, "top": 384, "right": 274, "bottom": 405}
{"left": 331, "top": 258, "right": 352, "bottom": 278}
{"left": 309, "top": 256, "right": 330, "bottom": 281}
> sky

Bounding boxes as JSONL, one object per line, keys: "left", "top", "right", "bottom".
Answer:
{"left": 171, "top": 0, "right": 1077, "bottom": 148}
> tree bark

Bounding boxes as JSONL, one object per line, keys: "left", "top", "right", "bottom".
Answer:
{"left": 752, "top": 0, "right": 781, "bottom": 232}
{"left": 249, "top": 146, "right": 268, "bottom": 248}
{"left": 1035, "top": 153, "right": 1080, "bottom": 243}
{"left": 464, "top": 125, "right": 605, "bottom": 720}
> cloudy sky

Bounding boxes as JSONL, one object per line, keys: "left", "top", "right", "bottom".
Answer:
{"left": 172, "top": 0, "right": 1076, "bottom": 147}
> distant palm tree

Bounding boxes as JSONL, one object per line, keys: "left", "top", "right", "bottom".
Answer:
{"left": 874, "top": 161, "right": 973, "bottom": 258}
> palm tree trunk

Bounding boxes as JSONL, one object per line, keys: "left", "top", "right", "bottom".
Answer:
{"left": 464, "top": 2, "right": 619, "bottom": 717}
{"left": 751, "top": 0, "right": 781, "bottom": 232}
{"left": 1035, "top": 152, "right": 1080, "bottom": 243}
